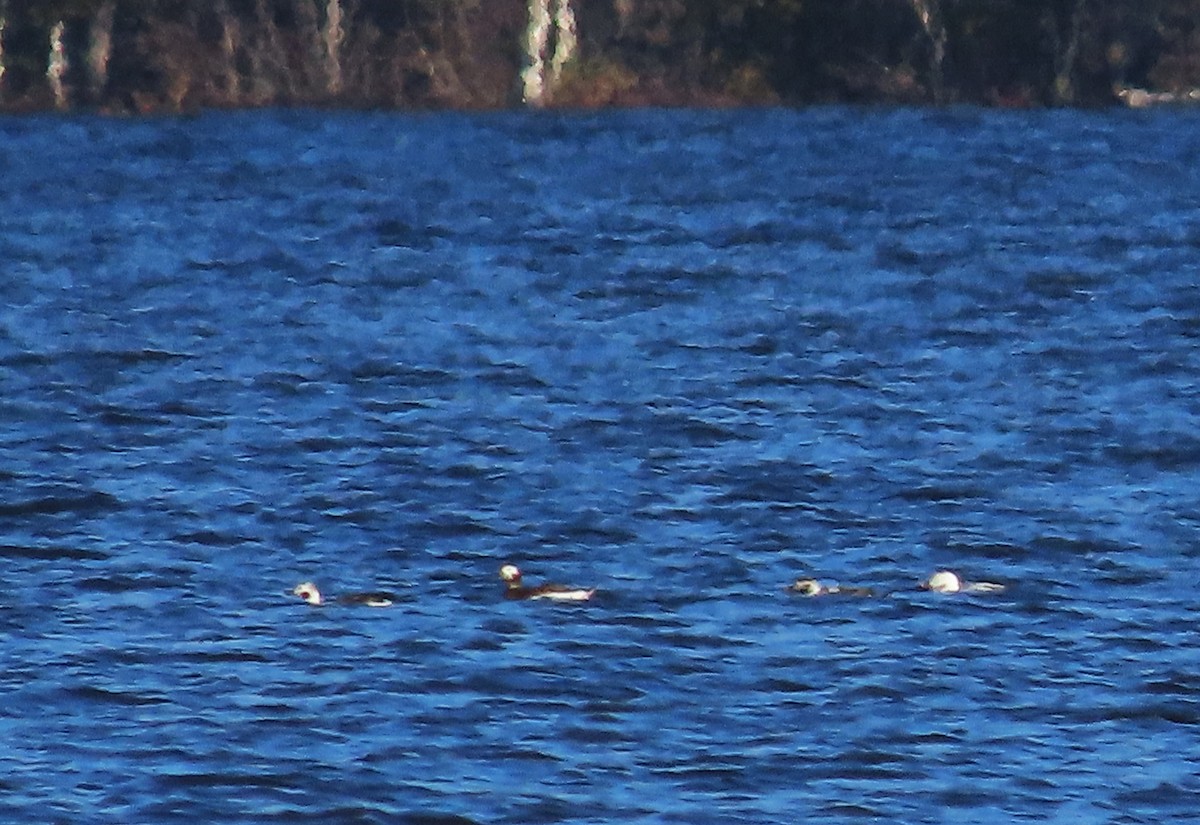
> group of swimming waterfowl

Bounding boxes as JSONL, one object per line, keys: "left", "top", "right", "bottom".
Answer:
{"left": 292, "top": 565, "right": 1004, "bottom": 607}
{"left": 789, "top": 569, "right": 1005, "bottom": 597}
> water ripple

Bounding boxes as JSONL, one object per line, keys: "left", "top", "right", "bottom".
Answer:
{"left": 4, "top": 107, "right": 1200, "bottom": 824}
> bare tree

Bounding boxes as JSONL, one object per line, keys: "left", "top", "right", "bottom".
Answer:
{"left": 522, "top": 0, "right": 577, "bottom": 105}
{"left": 217, "top": 0, "right": 243, "bottom": 105}
{"left": 614, "top": 0, "right": 633, "bottom": 36}
{"left": 249, "top": 0, "right": 290, "bottom": 102}
{"left": 87, "top": 1, "right": 117, "bottom": 102}
{"left": 549, "top": 0, "right": 577, "bottom": 89}
{"left": 0, "top": 1, "right": 7, "bottom": 100}
{"left": 1050, "top": 0, "right": 1088, "bottom": 104}
{"left": 908, "top": 0, "right": 948, "bottom": 102}
{"left": 323, "top": 0, "right": 346, "bottom": 96}
{"left": 47, "top": 19, "right": 68, "bottom": 109}
{"left": 522, "top": 0, "right": 551, "bottom": 103}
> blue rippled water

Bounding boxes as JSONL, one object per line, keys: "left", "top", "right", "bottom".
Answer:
{"left": 3, "top": 106, "right": 1200, "bottom": 823}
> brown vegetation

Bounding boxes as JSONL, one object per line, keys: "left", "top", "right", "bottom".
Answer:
{"left": 0, "top": 0, "right": 1197, "bottom": 112}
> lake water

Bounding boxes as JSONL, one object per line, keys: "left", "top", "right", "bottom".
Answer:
{"left": 2, "top": 106, "right": 1200, "bottom": 824}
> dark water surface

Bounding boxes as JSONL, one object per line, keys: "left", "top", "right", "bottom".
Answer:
{"left": 3, "top": 107, "right": 1200, "bottom": 823}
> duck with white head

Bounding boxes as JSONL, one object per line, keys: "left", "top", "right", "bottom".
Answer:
{"left": 292, "top": 581, "right": 395, "bottom": 607}
{"left": 500, "top": 564, "right": 595, "bottom": 601}
{"left": 787, "top": 578, "right": 874, "bottom": 597}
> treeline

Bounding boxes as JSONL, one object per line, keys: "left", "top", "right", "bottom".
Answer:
{"left": 0, "top": 0, "right": 1197, "bottom": 112}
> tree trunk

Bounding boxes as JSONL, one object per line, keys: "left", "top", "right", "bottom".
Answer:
{"left": 522, "top": 0, "right": 553, "bottom": 104}
{"left": 324, "top": 0, "right": 345, "bottom": 96}
{"left": 614, "top": 0, "right": 633, "bottom": 36}
{"left": 47, "top": 20, "right": 68, "bottom": 110}
{"left": 252, "top": 0, "right": 289, "bottom": 101}
{"left": 522, "top": 0, "right": 577, "bottom": 106}
{"left": 217, "top": 1, "right": 242, "bottom": 105}
{"left": 1052, "top": 0, "right": 1087, "bottom": 105}
{"left": 0, "top": 4, "right": 7, "bottom": 101}
{"left": 549, "top": 0, "right": 577, "bottom": 89}
{"left": 909, "top": 0, "right": 947, "bottom": 103}
{"left": 87, "top": 1, "right": 117, "bottom": 103}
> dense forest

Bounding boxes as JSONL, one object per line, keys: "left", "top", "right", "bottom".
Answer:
{"left": 0, "top": 0, "right": 1198, "bottom": 112}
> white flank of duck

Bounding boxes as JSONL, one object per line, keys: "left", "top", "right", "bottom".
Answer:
{"left": 921, "top": 570, "right": 1005, "bottom": 594}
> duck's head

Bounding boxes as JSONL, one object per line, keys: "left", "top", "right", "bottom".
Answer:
{"left": 923, "top": 570, "right": 962, "bottom": 593}
{"left": 293, "top": 581, "right": 323, "bottom": 605}
{"left": 790, "top": 578, "right": 823, "bottom": 596}
{"left": 499, "top": 564, "right": 522, "bottom": 584}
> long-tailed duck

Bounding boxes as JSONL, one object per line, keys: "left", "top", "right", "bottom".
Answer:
{"left": 788, "top": 578, "right": 875, "bottom": 597}
{"left": 500, "top": 564, "right": 595, "bottom": 601}
{"left": 921, "top": 570, "right": 1005, "bottom": 594}
{"left": 292, "top": 581, "right": 395, "bottom": 607}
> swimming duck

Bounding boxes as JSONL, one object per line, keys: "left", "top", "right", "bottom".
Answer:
{"left": 292, "top": 581, "right": 395, "bottom": 607}
{"left": 500, "top": 564, "right": 595, "bottom": 601}
{"left": 788, "top": 578, "right": 874, "bottom": 597}
{"left": 921, "top": 570, "right": 1005, "bottom": 594}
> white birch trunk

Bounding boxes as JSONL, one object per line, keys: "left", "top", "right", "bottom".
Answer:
{"left": 548, "top": 0, "right": 577, "bottom": 88}
{"left": 0, "top": 10, "right": 7, "bottom": 96}
{"left": 523, "top": 0, "right": 577, "bottom": 106}
{"left": 48, "top": 20, "right": 68, "bottom": 110}
{"left": 522, "top": 0, "right": 553, "bottom": 105}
